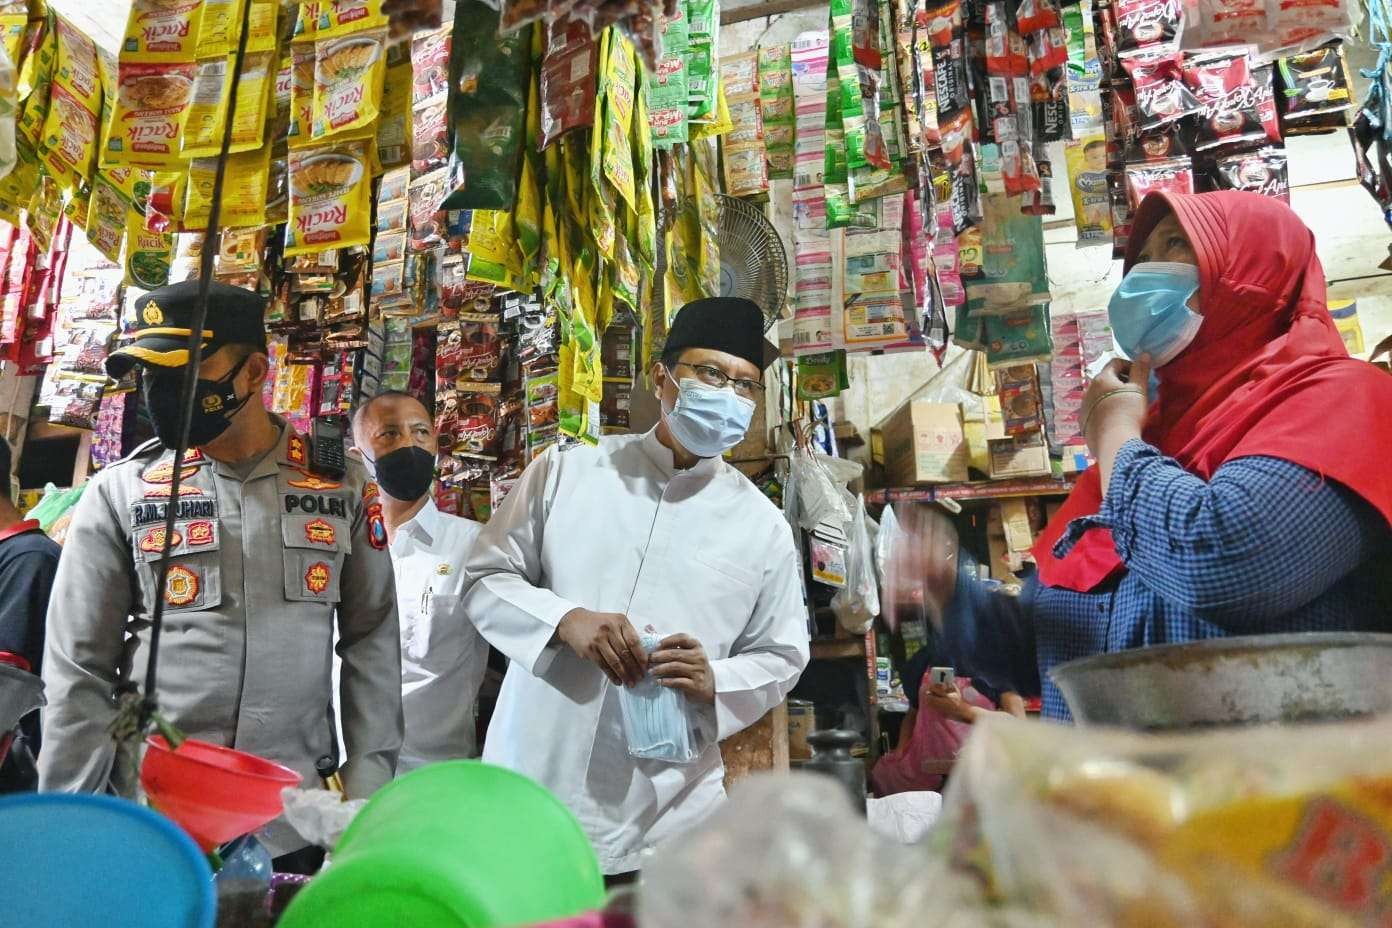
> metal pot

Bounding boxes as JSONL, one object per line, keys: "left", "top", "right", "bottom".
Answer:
{"left": 1050, "top": 632, "right": 1392, "bottom": 730}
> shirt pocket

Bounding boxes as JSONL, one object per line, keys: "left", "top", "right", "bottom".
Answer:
{"left": 280, "top": 512, "right": 351, "bottom": 603}
{"left": 131, "top": 519, "right": 224, "bottom": 614}
{"left": 678, "top": 551, "right": 761, "bottom": 653}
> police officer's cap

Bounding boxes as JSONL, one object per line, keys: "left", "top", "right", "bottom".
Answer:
{"left": 106, "top": 280, "right": 268, "bottom": 379}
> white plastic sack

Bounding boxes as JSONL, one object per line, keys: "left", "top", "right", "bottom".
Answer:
{"left": 281, "top": 788, "right": 369, "bottom": 850}
{"left": 866, "top": 791, "right": 944, "bottom": 845}
{"left": 791, "top": 449, "right": 861, "bottom": 535}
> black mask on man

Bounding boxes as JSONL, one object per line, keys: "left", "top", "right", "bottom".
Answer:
{"left": 368, "top": 445, "right": 436, "bottom": 501}
{"left": 141, "top": 356, "right": 252, "bottom": 449}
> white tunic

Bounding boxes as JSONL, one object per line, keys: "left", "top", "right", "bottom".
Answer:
{"left": 390, "top": 500, "right": 488, "bottom": 770}
{"left": 462, "top": 429, "right": 810, "bottom": 874}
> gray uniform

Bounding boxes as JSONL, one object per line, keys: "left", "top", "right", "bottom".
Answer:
{"left": 39, "top": 420, "right": 403, "bottom": 854}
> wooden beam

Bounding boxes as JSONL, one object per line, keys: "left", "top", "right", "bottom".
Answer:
{"left": 721, "top": 0, "right": 827, "bottom": 25}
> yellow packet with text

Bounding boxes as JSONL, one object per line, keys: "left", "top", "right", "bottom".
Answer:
{"left": 103, "top": 61, "right": 197, "bottom": 168}
{"left": 184, "top": 148, "right": 270, "bottom": 229}
{"left": 16, "top": 12, "right": 54, "bottom": 149}
{"left": 285, "top": 137, "right": 372, "bottom": 255}
{"left": 181, "top": 49, "right": 272, "bottom": 158}
{"left": 311, "top": 26, "right": 386, "bottom": 141}
{"left": 87, "top": 174, "right": 128, "bottom": 263}
{"left": 310, "top": 0, "right": 387, "bottom": 41}
{"left": 0, "top": 13, "right": 24, "bottom": 71}
{"left": 465, "top": 209, "right": 526, "bottom": 292}
{"left": 375, "top": 39, "right": 410, "bottom": 168}
{"left": 126, "top": 202, "right": 174, "bottom": 290}
{"left": 288, "top": 41, "right": 314, "bottom": 147}
{"left": 39, "top": 17, "right": 102, "bottom": 192}
{"left": 121, "top": 0, "right": 204, "bottom": 63}
{"left": 196, "top": 0, "right": 277, "bottom": 59}
{"left": 63, "top": 182, "right": 90, "bottom": 231}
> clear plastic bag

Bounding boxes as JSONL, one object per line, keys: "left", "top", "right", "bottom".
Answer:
{"left": 640, "top": 773, "right": 934, "bottom": 928}
{"left": 617, "top": 634, "right": 700, "bottom": 763}
{"left": 921, "top": 713, "right": 1392, "bottom": 925}
{"left": 830, "top": 495, "right": 879, "bottom": 635}
{"left": 876, "top": 501, "right": 962, "bottom": 631}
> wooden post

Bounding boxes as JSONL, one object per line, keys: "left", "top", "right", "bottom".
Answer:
{"left": 720, "top": 699, "right": 790, "bottom": 790}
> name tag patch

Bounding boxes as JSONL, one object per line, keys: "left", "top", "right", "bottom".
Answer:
{"left": 132, "top": 498, "right": 218, "bottom": 528}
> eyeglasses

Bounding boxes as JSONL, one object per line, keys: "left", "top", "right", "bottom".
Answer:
{"left": 672, "top": 362, "right": 764, "bottom": 400}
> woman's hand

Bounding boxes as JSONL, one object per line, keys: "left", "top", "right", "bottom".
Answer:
{"left": 923, "top": 680, "right": 978, "bottom": 725}
{"left": 1083, "top": 356, "right": 1151, "bottom": 493}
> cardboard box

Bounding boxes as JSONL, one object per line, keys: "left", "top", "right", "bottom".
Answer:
{"left": 988, "top": 428, "right": 1053, "bottom": 479}
{"left": 875, "top": 400, "right": 970, "bottom": 485}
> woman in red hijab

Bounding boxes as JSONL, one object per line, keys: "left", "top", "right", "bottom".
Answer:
{"left": 942, "top": 191, "right": 1392, "bottom": 719}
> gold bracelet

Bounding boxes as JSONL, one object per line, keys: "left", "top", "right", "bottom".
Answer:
{"left": 1081, "top": 387, "right": 1145, "bottom": 436}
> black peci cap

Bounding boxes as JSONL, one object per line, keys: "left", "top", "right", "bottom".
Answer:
{"left": 664, "top": 297, "right": 776, "bottom": 370}
{"left": 106, "top": 280, "right": 268, "bottom": 379}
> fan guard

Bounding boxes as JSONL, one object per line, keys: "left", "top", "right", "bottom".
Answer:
{"left": 715, "top": 194, "right": 788, "bottom": 332}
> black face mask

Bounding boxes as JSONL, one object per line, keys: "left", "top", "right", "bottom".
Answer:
{"left": 368, "top": 445, "right": 436, "bottom": 502}
{"left": 141, "top": 356, "right": 252, "bottom": 449}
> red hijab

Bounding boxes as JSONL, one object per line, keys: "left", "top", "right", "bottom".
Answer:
{"left": 1034, "top": 190, "right": 1392, "bottom": 592}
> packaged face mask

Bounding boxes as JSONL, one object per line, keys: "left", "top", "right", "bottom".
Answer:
{"left": 617, "top": 633, "right": 701, "bottom": 764}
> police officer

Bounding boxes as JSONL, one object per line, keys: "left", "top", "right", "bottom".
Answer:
{"left": 39, "top": 281, "right": 403, "bottom": 868}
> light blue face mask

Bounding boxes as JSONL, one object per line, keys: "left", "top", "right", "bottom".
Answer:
{"left": 617, "top": 634, "right": 700, "bottom": 764}
{"left": 1108, "top": 261, "right": 1203, "bottom": 368}
{"left": 665, "top": 377, "right": 756, "bottom": 459}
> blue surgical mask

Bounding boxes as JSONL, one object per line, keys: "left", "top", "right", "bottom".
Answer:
{"left": 664, "top": 377, "right": 756, "bottom": 459}
{"left": 1108, "top": 261, "right": 1203, "bottom": 367}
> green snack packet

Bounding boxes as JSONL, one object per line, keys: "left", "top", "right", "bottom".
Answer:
{"left": 982, "top": 306, "right": 1054, "bottom": 368}
{"left": 797, "top": 350, "right": 850, "bottom": 400}
{"left": 647, "top": 10, "right": 691, "bottom": 148}
{"left": 440, "top": 0, "right": 531, "bottom": 211}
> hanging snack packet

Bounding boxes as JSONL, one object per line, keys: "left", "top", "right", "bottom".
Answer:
{"left": 104, "top": 62, "right": 198, "bottom": 168}
{"left": 407, "top": 166, "right": 447, "bottom": 250}
{"left": 601, "top": 32, "right": 638, "bottom": 210}
{"left": 39, "top": 19, "right": 101, "bottom": 192}
{"left": 1184, "top": 48, "right": 1266, "bottom": 151}
{"left": 1251, "top": 62, "right": 1281, "bottom": 142}
{"left": 760, "top": 42, "right": 794, "bottom": 177}
{"left": 440, "top": 1, "right": 530, "bottom": 210}
{"left": 181, "top": 56, "right": 232, "bottom": 156}
{"left": 1212, "top": 146, "right": 1289, "bottom": 201}
{"left": 87, "top": 176, "right": 127, "bottom": 264}
{"left": 184, "top": 148, "right": 271, "bottom": 229}
{"left": 1123, "top": 50, "right": 1201, "bottom": 130}
{"left": 288, "top": 42, "right": 315, "bottom": 147}
{"left": 145, "top": 169, "right": 186, "bottom": 232}
{"left": 121, "top": 0, "right": 204, "bottom": 63}
{"left": 310, "top": 0, "right": 389, "bottom": 41}
{"left": 196, "top": 0, "right": 278, "bottom": 59}
{"left": 125, "top": 206, "right": 174, "bottom": 290}
{"left": 285, "top": 138, "right": 373, "bottom": 256}
{"left": 311, "top": 27, "right": 388, "bottom": 141}
{"left": 1276, "top": 42, "right": 1353, "bottom": 122}
{"left": 410, "top": 94, "right": 448, "bottom": 176}
{"left": 647, "top": 10, "right": 691, "bottom": 148}
{"left": 539, "top": 15, "right": 597, "bottom": 148}
{"left": 16, "top": 13, "right": 56, "bottom": 151}
{"left": 1114, "top": 0, "right": 1183, "bottom": 55}
{"left": 376, "top": 40, "right": 411, "bottom": 169}
{"left": 1124, "top": 155, "right": 1194, "bottom": 206}
{"left": 455, "top": 311, "right": 504, "bottom": 382}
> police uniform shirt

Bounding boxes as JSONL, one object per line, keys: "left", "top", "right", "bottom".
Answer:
{"left": 38, "top": 420, "right": 403, "bottom": 855}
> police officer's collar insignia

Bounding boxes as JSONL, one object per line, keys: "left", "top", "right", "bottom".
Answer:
{"left": 366, "top": 501, "right": 387, "bottom": 550}
{"left": 305, "top": 518, "right": 336, "bottom": 546}
{"left": 362, "top": 481, "right": 380, "bottom": 502}
{"left": 305, "top": 561, "right": 332, "bottom": 595}
{"left": 288, "top": 470, "right": 342, "bottom": 491}
{"left": 287, "top": 434, "right": 308, "bottom": 466}
{"left": 142, "top": 301, "right": 164, "bottom": 325}
{"left": 165, "top": 565, "right": 200, "bottom": 606}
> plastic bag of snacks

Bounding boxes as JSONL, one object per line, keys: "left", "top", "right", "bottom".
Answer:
{"left": 921, "top": 713, "right": 1392, "bottom": 925}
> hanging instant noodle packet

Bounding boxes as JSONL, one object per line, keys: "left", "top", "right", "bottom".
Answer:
{"left": 121, "top": 0, "right": 204, "bottom": 63}
{"left": 311, "top": 26, "right": 387, "bottom": 141}
{"left": 104, "top": 61, "right": 197, "bottom": 168}
{"left": 285, "top": 138, "right": 372, "bottom": 255}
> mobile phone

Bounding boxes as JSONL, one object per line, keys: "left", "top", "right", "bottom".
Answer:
{"left": 311, "top": 416, "right": 348, "bottom": 479}
{"left": 930, "top": 666, "right": 956, "bottom": 688}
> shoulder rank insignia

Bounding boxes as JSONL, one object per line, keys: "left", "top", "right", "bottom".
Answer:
{"left": 164, "top": 565, "right": 200, "bottom": 607}
{"left": 305, "top": 518, "right": 336, "bottom": 546}
{"left": 288, "top": 470, "right": 343, "bottom": 491}
{"left": 287, "top": 434, "right": 308, "bottom": 467}
{"left": 305, "top": 561, "right": 332, "bottom": 595}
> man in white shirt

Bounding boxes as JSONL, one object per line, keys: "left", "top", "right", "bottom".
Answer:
{"left": 354, "top": 391, "right": 488, "bottom": 771}
{"left": 463, "top": 297, "right": 810, "bottom": 879}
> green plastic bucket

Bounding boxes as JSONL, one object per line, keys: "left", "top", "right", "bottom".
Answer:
{"left": 278, "top": 761, "right": 604, "bottom": 928}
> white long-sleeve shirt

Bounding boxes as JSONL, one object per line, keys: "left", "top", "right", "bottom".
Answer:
{"left": 462, "top": 429, "right": 810, "bottom": 874}
{"left": 390, "top": 500, "right": 487, "bottom": 770}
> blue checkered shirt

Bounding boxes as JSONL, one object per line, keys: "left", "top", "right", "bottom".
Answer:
{"left": 945, "top": 439, "right": 1392, "bottom": 720}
